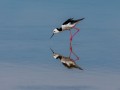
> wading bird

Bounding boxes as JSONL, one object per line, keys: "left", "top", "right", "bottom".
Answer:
{"left": 50, "top": 18, "right": 84, "bottom": 42}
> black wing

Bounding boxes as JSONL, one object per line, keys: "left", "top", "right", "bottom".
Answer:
{"left": 62, "top": 18, "right": 85, "bottom": 25}
{"left": 62, "top": 18, "right": 73, "bottom": 25}
{"left": 62, "top": 63, "right": 71, "bottom": 68}
{"left": 62, "top": 62, "right": 83, "bottom": 70}
{"left": 70, "top": 18, "right": 85, "bottom": 24}
{"left": 75, "top": 65, "right": 83, "bottom": 70}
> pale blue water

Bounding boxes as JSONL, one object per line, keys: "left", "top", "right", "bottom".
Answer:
{"left": 0, "top": 0, "right": 120, "bottom": 90}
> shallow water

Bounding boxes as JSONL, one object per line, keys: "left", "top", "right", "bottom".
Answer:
{"left": 0, "top": 0, "right": 120, "bottom": 90}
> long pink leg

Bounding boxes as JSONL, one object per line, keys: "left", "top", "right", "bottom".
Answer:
{"left": 69, "top": 31, "right": 73, "bottom": 57}
{"left": 74, "top": 52, "right": 79, "bottom": 61}
{"left": 69, "top": 41, "right": 72, "bottom": 57}
{"left": 72, "top": 27, "right": 80, "bottom": 40}
{"left": 69, "top": 30, "right": 73, "bottom": 43}
{"left": 69, "top": 27, "right": 80, "bottom": 43}
{"left": 69, "top": 43, "right": 79, "bottom": 61}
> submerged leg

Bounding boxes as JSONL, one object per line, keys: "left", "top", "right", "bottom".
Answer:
{"left": 69, "top": 42, "right": 72, "bottom": 57}
{"left": 69, "top": 30, "right": 73, "bottom": 43}
{"left": 69, "top": 43, "right": 79, "bottom": 61}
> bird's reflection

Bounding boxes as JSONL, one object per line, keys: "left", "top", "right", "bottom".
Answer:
{"left": 50, "top": 43, "right": 83, "bottom": 70}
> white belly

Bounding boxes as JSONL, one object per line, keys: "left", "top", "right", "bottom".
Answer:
{"left": 62, "top": 23, "right": 76, "bottom": 30}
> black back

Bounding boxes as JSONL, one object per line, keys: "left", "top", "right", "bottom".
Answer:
{"left": 56, "top": 56, "right": 62, "bottom": 59}
{"left": 57, "top": 27, "right": 62, "bottom": 31}
{"left": 62, "top": 18, "right": 74, "bottom": 25}
{"left": 62, "top": 18, "right": 85, "bottom": 25}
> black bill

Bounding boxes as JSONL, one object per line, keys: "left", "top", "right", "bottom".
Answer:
{"left": 50, "top": 48, "right": 54, "bottom": 54}
{"left": 50, "top": 33, "right": 54, "bottom": 39}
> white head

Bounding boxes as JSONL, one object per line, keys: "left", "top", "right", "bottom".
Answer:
{"left": 50, "top": 48, "right": 61, "bottom": 59}
{"left": 53, "top": 53, "right": 60, "bottom": 59}
{"left": 53, "top": 28, "right": 60, "bottom": 34}
{"left": 50, "top": 28, "right": 62, "bottom": 39}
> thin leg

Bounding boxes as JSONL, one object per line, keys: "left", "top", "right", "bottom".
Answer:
{"left": 72, "top": 27, "right": 80, "bottom": 39}
{"left": 73, "top": 52, "right": 79, "bottom": 61}
{"left": 69, "top": 42, "right": 72, "bottom": 58}
{"left": 69, "top": 30, "right": 73, "bottom": 43}
{"left": 69, "top": 43, "right": 79, "bottom": 61}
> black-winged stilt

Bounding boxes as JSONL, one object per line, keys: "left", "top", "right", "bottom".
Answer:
{"left": 50, "top": 18, "right": 84, "bottom": 42}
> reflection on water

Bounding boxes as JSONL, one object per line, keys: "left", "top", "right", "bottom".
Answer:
{"left": 50, "top": 43, "right": 83, "bottom": 70}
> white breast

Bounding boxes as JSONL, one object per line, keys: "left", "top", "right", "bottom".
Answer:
{"left": 62, "top": 23, "right": 76, "bottom": 30}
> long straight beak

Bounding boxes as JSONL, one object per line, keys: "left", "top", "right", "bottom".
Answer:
{"left": 50, "top": 33, "right": 54, "bottom": 39}
{"left": 50, "top": 48, "right": 54, "bottom": 54}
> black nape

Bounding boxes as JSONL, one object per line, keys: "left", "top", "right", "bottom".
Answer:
{"left": 57, "top": 28, "right": 62, "bottom": 31}
{"left": 56, "top": 56, "right": 62, "bottom": 59}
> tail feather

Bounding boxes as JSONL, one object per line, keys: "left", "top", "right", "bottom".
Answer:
{"left": 78, "top": 67, "right": 83, "bottom": 70}
{"left": 75, "top": 65, "right": 83, "bottom": 70}
{"left": 72, "top": 18, "right": 85, "bottom": 24}
{"left": 77, "top": 18, "right": 85, "bottom": 21}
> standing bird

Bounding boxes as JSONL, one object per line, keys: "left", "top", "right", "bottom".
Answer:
{"left": 50, "top": 48, "right": 83, "bottom": 70}
{"left": 50, "top": 18, "right": 84, "bottom": 42}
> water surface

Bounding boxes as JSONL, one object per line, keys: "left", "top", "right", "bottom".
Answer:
{"left": 0, "top": 0, "right": 120, "bottom": 90}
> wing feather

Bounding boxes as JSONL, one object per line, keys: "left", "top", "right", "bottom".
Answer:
{"left": 62, "top": 18, "right": 73, "bottom": 25}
